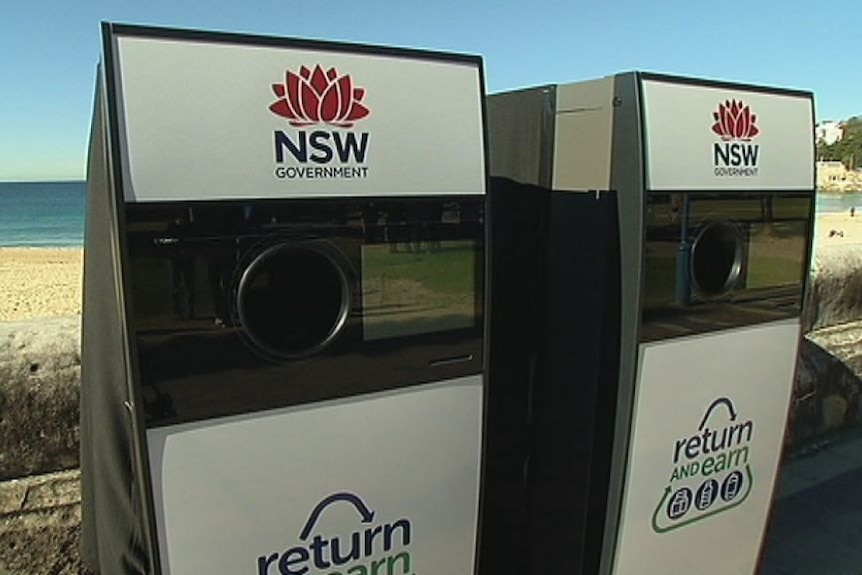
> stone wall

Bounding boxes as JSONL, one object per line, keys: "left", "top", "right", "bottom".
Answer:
{"left": 0, "top": 317, "right": 88, "bottom": 574}
{"left": 803, "top": 246, "right": 862, "bottom": 332}
{"left": 789, "top": 246, "right": 862, "bottom": 449}
{"left": 0, "top": 318, "right": 81, "bottom": 481}
{"left": 791, "top": 328, "right": 862, "bottom": 447}
{"left": 0, "top": 247, "right": 859, "bottom": 573}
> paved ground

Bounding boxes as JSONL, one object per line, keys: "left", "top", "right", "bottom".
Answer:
{"left": 760, "top": 431, "right": 862, "bottom": 575}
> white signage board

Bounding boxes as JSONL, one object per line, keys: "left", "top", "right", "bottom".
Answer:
{"left": 111, "top": 35, "right": 485, "bottom": 201}
{"left": 146, "top": 376, "right": 483, "bottom": 575}
{"left": 611, "top": 320, "right": 800, "bottom": 575}
{"left": 641, "top": 79, "right": 814, "bottom": 191}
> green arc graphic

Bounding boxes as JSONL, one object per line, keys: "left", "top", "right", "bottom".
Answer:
{"left": 651, "top": 465, "right": 753, "bottom": 534}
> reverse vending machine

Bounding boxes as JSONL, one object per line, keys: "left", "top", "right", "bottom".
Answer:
{"left": 602, "top": 73, "right": 814, "bottom": 575}
{"left": 485, "top": 73, "right": 814, "bottom": 575}
{"left": 81, "top": 24, "right": 488, "bottom": 574}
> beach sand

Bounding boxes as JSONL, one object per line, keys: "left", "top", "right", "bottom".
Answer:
{"left": 815, "top": 212, "right": 862, "bottom": 248}
{"left": 0, "top": 248, "right": 83, "bottom": 322}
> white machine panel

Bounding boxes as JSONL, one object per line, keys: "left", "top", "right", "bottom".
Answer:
{"left": 612, "top": 320, "right": 800, "bottom": 575}
{"left": 641, "top": 79, "right": 813, "bottom": 191}
{"left": 113, "top": 36, "right": 485, "bottom": 201}
{"left": 146, "top": 376, "right": 483, "bottom": 575}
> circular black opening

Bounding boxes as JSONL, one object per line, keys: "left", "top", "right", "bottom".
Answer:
{"left": 237, "top": 244, "right": 349, "bottom": 359}
{"left": 691, "top": 222, "right": 743, "bottom": 297}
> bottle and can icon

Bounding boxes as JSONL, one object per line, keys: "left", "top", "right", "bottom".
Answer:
{"left": 667, "top": 471, "right": 746, "bottom": 521}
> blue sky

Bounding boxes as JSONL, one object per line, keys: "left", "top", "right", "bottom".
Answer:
{"left": 1, "top": 0, "right": 858, "bottom": 181}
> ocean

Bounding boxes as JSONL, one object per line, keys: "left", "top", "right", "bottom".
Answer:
{"left": 0, "top": 181, "right": 86, "bottom": 247}
{"left": 817, "top": 192, "right": 862, "bottom": 215}
{"left": 0, "top": 181, "right": 860, "bottom": 247}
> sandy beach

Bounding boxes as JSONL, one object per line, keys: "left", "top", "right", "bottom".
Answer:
{"left": 0, "top": 248, "right": 83, "bottom": 322}
{"left": 815, "top": 212, "right": 862, "bottom": 248}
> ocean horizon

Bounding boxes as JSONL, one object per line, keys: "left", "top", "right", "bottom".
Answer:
{"left": 0, "top": 180, "right": 860, "bottom": 248}
{"left": 0, "top": 181, "right": 86, "bottom": 247}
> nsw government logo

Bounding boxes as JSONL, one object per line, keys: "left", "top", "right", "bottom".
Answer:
{"left": 257, "top": 491, "right": 414, "bottom": 575}
{"left": 711, "top": 99, "right": 760, "bottom": 178}
{"left": 269, "top": 65, "right": 370, "bottom": 181}
{"left": 651, "top": 397, "right": 754, "bottom": 533}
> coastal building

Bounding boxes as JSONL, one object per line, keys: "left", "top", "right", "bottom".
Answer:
{"left": 816, "top": 160, "right": 862, "bottom": 192}
{"left": 816, "top": 121, "right": 844, "bottom": 145}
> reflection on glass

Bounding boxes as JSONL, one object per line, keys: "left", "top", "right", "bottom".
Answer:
{"left": 362, "top": 240, "right": 478, "bottom": 341}
{"left": 644, "top": 192, "right": 811, "bottom": 308}
{"left": 641, "top": 192, "right": 813, "bottom": 341}
{"left": 745, "top": 222, "right": 807, "bottom": 290}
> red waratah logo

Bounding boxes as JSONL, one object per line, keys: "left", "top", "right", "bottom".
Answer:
{"left": 269, "top": 65, "right": 370, "bottom": 128}
{"left": 711, "top": 100, "right": 760, "bottom": 141}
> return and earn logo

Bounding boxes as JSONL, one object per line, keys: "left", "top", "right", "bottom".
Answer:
{"left": 651, "top": 397, "right": 755, "bottom": 533}
{"left": 257, "top": 491, "right": 414, "bottom": 575}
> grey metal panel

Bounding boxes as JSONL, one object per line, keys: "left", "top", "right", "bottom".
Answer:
{"left": 552, "top": 77, "right": 615, "bottom": 192}
{"left": 487, "top": 86, "right": 556, "bottom": 188}
{"left": 598, "top": 71, "right": 647, "bottom": 575}
{"left": 80, "top": 72, "right": 152, "bottom": 574}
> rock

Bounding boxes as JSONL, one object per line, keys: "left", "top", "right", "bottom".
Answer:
{"left": 787, "top": 244, "right": 862, "bottom": 452}
{"left": 0, "top": 317, "right": 81, "bottom": 481}
{"left": 821, "top": 394, "right": 849, "bottom": 431}
{"left": 804, "top": 246, "right": 862, "bottom": 332}
{"left": 808, "top": 320, "right": 862, "bottom": 377}
{"left": 789, "top": 324, "right": 862, "bottom": 448}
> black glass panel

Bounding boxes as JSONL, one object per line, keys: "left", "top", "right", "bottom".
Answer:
{"left": 641, "top": 192, "right": 813, "bottom": 342}
{"left": 123, "top": 196, "right": 485, "bottom": 427}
